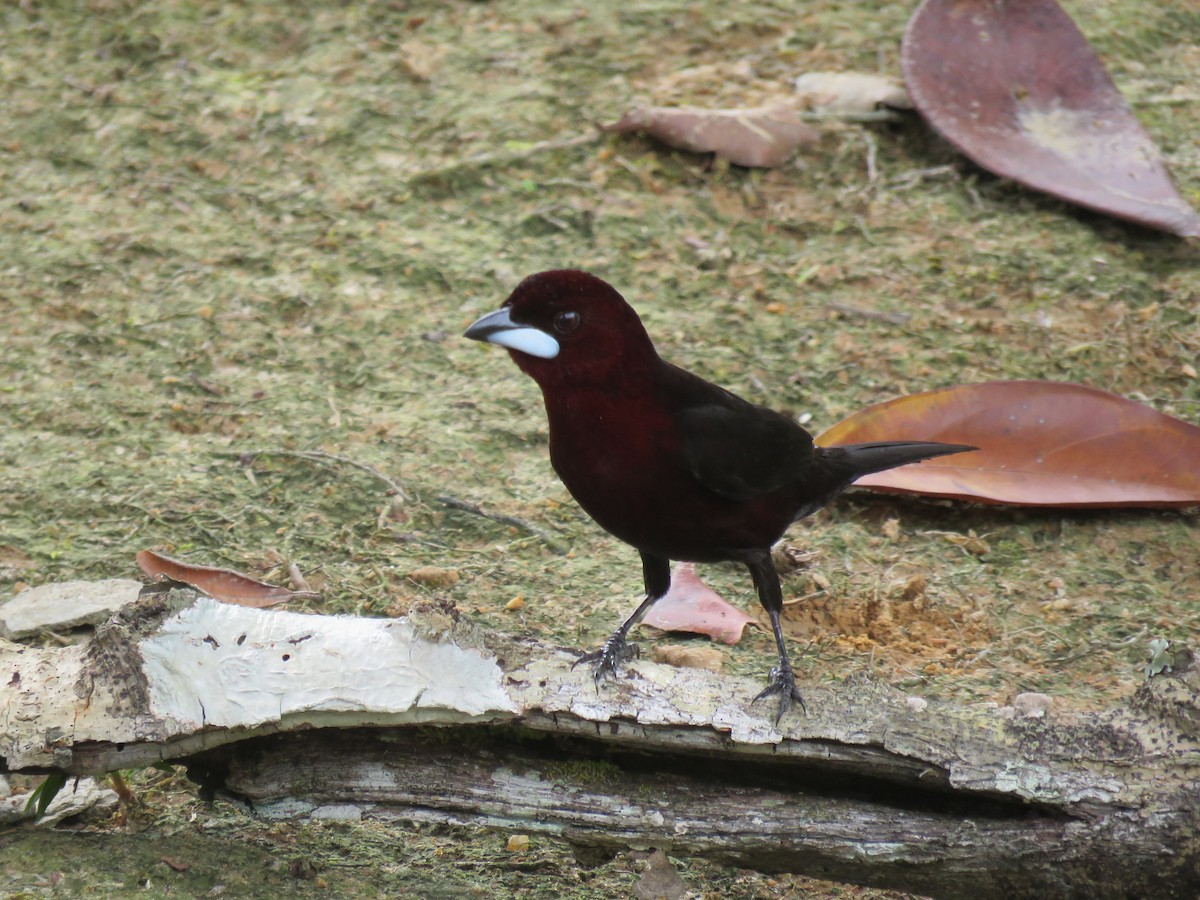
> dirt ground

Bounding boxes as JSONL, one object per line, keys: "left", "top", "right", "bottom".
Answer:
{"left": 1, "top": 0, "right": 1197, "bottom": 896}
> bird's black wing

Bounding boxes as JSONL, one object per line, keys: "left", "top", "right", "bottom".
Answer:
{"left": 664, "top": 366, "right": 815, "bottom": 501}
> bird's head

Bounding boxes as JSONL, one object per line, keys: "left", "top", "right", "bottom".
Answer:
{"left": 464, "top": 270, "right": 658, "bottom": 388}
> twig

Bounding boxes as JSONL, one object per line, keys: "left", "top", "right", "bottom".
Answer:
{"left": 539, "top": 178, "right": 627, "bottom": 206}
{"left": 799, "top": 109, "right": 908, "bottom": 124}
{"left": 889, "top": 164, "right": 960, "bottom": 191}
{"left": 435, "top": 494, "right": 568, "bottom": 556}
{"left": 189, "top": 375, "right": 225, "bottom": 397}
{"left": 963, "top": 179, "right": 985, "bottom": 210}
{"left": 219, "top": 449, "right": 410, "bottom": 502}
{"left": 108, "top": 771, "right": 135, "bottom": 806}
{"left": 862, "top": 129, "right": 879, "bottom": 183}
{"left": 827, "top": 302, "right": 911, "bottom": 326}
{"left": 1131, "top": 92, "right": 1200, "bottom": 106}
{"left": 782, "top": 589, "right": 827, "bottom": 608}
{"left": 407, "top": 132, "right": 600, "bottom": 184}
{"left": 1043, "top": 626, "right": 1151, "bottom": 667}
{"left": 288, "top": 563, "right": 311, "bottom": 593}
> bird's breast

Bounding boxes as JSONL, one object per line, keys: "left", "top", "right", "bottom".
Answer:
{"left": 542, "top": 389, "right": 795, "bottom": 561}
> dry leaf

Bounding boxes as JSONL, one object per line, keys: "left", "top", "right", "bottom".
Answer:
{"left": 633, "top": 849, "right": 689, "bottom": 900}
{"left": 406, "top": 566, "right": 460, "bottom": 589}
{"left": 902, "top": 0, "right": 1200, "bottom": 237}
{"left": 1013, "top": 692, "right": 1053, "bottom": 718}
{"left": 641, "top": 562, "right": 755, "bottom": 644}
{"left": 794, "top": 72, "right": 912, "bottom": 114}
{"left": 771, "top": 544, "right": 816, "bottom": 575}
{"left": 942, "top": 531, "right": 991, "bottom": 556}
{"left": 651, "top": 644, "right": 726, "bottom": 673}
{"left": 897, "top": 573, "right": 928, "bottom": 602}
{"left": 136, "top": 550, "right": 313, "bottom": 607}
{"left": 397, "top": 39, "right": 444, "bottom": 81}
{"left": 601, "top": 104, "right": 818, "bottom": 168}
{"left": 817, "top": 380, "right": 1200, "bottom": 508}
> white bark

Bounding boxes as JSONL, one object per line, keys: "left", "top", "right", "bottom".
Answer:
{"left": 2, "top": 585, "right": 1198, "bottom": 899}
{"left": 0, "top": 579, "right": 142, "bottom": 639}
{"left": 1, "top": 591, "right": 515, "bottom": 772}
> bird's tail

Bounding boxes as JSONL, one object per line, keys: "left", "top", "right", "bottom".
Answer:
{"left": 820, "top": 440, "right": 977, "bottom": 481}
{"left": 788, "top": 441, "right": 975, "bottom": 522}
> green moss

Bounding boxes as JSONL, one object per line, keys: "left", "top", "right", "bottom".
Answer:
{"left": 543, "top": 759, "right": 625, "bottom": 789}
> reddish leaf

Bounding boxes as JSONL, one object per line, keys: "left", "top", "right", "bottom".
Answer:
{"left": 642, "top": 562, "right": 755, "bottom": 645}
{"left": 902, "top": 0, "right": 1200, "bottom": 237}
{"left": 601, "top": 104, "right": 818, "bottom": 168}
{"left": 136, "top": 550, "right": 314, "bottom": 607}
{"left": 817, "top": 381, "right": 1200, "bottom": 508}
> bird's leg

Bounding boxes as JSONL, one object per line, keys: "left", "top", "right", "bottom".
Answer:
{"left": 745, "top": 553, "right": 807, "bottom": 723}
{"left": 575, "top": 552, "right": 671, "bottom": 686}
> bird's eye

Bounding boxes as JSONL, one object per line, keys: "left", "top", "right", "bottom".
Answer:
{"left": 553, "top": 311, "right": 581, "bottom": 334}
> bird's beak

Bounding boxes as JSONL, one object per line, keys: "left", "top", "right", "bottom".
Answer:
{"left": 463, "top": 307, "right": 560, "bottom": 360}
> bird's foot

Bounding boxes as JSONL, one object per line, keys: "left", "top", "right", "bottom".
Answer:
{"left": 752, "top": 665, "right": 807, "bottom": 724}
{"left": 574, "top": 632, "right": 639, "bottom": 686}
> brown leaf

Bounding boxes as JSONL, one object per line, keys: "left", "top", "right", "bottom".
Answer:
{"left": 633, "top": 849, "right": 689, "bottom": 900}
{"left": 601, "top": 104, "right": 818, "bottom": 168}
{"left": 641, "top": 562, "right": 755, "bottom": 644}
{"left": 406, "top": 566, "right": 460, "bottom": 589}
{"left": 896, "top": 573, "right": 928, "bottom": 602}
{"left": 397, "top": 39, "right": 444, "bottom": 82}
{"left": 136, "top": 550, "right": 314, "bottom": 607}
{"left": 651, "top": 644, "right": 726, "bottom": 673}
{"left": 817, "top": 381, "right": 1200, "bottom": 508}
{"left": 902, "top": 0, "right": 1200, "bottom": 237}
{"left": 941, "top": 531, "right": 991, "bottom": 556}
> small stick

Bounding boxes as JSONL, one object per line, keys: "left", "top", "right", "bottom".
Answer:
{"left": 782, "top": 589, "right": 827, "bottom": 608}
{"left": 799, "top": 109, "right": 908, "bottom": 124}
{"left": 827, "top": 302, "right": 911, "bottom": 326}
{"left": 889, "top": 164, "right": 960, "bottom": 190}
{"left": 408, "top": 132, "right": 599, "bottom": 184}
{"left": 435, "top": 494, "right": 568, "bottom": 555}
{"left": 1044, "top": 626, "right": 1150, "bottom": 666}
{"left": 862, "top": 129, "right": 879, "bottom": 183}
{"left": 288, "top": 562, "right": 311, "bottom": 593}
{"left": 221, "top": 449, "right": 410, "bottom": 501}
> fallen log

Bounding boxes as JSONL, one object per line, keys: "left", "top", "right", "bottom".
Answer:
{"left": 1, "top": 585, "right": 1197, "bottom": 898}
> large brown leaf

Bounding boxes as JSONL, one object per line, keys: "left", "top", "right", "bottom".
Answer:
{"left": 817, "top": 381, "right": 1200, "bottom": 508}
{"left": 902, "top": 0, "right": 1200, "bottom": 237}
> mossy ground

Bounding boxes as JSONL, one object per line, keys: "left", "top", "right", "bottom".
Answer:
{"left": 1, "top": 0, "right": 1197, "bottom": 896}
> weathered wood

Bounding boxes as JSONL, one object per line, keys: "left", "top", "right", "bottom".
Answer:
{"left": 186, "top": 726, "right": 1188, "bottom": 900}
{"left": 2, "top": 586, "right": 1198, "bottom": 899}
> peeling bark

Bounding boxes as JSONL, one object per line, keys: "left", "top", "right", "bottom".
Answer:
{"left": 2, "top": 587, "right": 1198, "bottom": 898}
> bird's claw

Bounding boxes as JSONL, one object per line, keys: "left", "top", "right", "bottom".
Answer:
{"left": 574, "top": 633, "right": 638, "bottom": 686}
{"left": 752, "top": 665, "right": 807, "bottom": 724}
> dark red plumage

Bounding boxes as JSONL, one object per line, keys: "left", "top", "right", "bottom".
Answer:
{"left": 465, "top": 270, "right": 975, "bottom": 721}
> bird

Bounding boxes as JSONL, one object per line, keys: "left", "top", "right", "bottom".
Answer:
{"left": 464, "top": 270, "right": 976, "bottom": 722}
